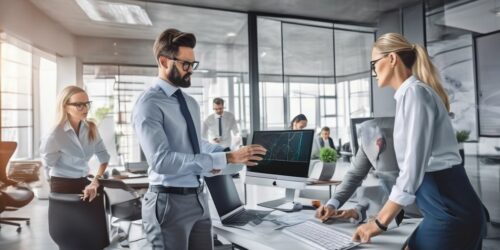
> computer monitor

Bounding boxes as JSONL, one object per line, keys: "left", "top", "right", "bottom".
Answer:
{"left": 245, "top": 129, "right": 315, "bottom": 211}
{"left": 246, "top": 129, "right": 315, "bottom": 181}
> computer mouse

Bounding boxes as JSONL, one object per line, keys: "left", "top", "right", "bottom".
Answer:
{"left": 292, "top": 202, "right": 303, "bottom": 211}
{"left": 111, "top": 168, "right": 121, "bottom": 176}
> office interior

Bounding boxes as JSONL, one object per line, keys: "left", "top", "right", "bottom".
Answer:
{"left": 0, "top": 0, "right": 499, "bottom": 249}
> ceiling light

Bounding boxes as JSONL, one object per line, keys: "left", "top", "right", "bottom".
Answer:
{"left": 75, "top": 0, "right": 152, "bottom": 26}
{"left": 260, "top": 52, "right": 267, "bottom": 58}
{"left": 195, "top": 69, "right": 209, "bottom": 73}
{"left": 226, "top": 32, "right": 236, "bottom": 37}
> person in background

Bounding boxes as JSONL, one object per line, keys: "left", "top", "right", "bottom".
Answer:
{"left": 290, "top": 114, "right": 308, "bottom": 130}
{"left": 318, "top": 127, "right": 335, "bottom": 149}
{"left": 311, "top": 126, "right": 336, "bottom": 159}
{"left": 132, "top": 28, "right": 266, "bottom": 250}
{"left": 40, "top": 85, "right": 110, "bottom": 249}
{"left": 202, "top": 97, "right": 240, "bottom": 149}
{"left": 352, "top": 32, "right": 486, "bottom": 249}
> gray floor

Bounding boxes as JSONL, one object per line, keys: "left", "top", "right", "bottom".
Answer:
{"left": 1, "top": 155, "right": 499, "bottom": 250}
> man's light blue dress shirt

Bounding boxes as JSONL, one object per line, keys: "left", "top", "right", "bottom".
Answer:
{"left": 132, "top": 77, "right": 227, "bottom": 187}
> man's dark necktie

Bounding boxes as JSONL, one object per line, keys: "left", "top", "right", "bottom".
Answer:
{"left": 174, "top": 89, "right": 200, "bottom": 154}
{"left": 218, "top": 117, "right": 222, "bottom": 137}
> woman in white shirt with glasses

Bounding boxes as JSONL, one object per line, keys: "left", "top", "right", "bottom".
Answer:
{"left": 352, "top": 33, "right": 486, "bottom": 250}
{"left": 40, "top": 85, "right": 110, "bottom": 250}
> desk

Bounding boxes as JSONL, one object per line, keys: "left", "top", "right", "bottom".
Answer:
{"left": 212, "top": 209, "right": 420, "bottom": 250}
{"left": 121, "top": 177, "right": 149, "bottom": 189}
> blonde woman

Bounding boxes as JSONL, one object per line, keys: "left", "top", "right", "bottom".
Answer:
{"left": 352, "top": 33, "right": 486, "bottom": 249}
{"left": 40, "top": 85, "right": 110, "bottom": 249}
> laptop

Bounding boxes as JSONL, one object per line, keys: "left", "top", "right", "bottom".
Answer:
{"left": 205, "top": 175, "right": 271, "bottom": 226}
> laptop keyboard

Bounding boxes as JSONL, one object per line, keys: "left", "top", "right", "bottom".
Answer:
{"left": 283, "top": 220, "right": 359, "bottom": 250}
{"left": 223, "top": 209, "right": 271, "bottom": 226}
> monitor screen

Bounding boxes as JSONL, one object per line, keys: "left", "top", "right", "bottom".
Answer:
{"left": 205, "top": 175, "right": 243, "bottom": 217}
{"left": 247, "top": 130, "right": 314, "bottom": 178}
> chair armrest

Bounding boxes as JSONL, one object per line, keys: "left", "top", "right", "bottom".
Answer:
{"left": 49, "top": 192, "right": 82, "bottom": 202}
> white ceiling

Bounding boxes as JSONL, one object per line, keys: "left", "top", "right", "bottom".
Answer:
{"left": 30, "top": 0, "right": 248, "bottom": 44}
{"left": 443, "top": 0, "right": 500, "bottom": 34}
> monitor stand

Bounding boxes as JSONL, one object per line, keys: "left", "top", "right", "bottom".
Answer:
{"left": 258, "top": 188, "right": 302, "bottom": 212}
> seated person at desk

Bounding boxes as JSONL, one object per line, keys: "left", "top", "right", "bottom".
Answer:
{"left": 290, "top": 114, "right": 308, "bottom": 130}
{"left": 315, "top": 118, "right": 403, "bottom": 224}
{"left": 311, "top": 126, "right": 336, "bottom": 159}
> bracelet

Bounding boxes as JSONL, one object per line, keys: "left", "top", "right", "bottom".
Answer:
{"left": 374, "top": 219, "right": 388, "bottom": 231}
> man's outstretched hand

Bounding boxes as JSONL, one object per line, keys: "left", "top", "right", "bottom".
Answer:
{"left": 226, "top": 144, "right": 267, "bottom": 166}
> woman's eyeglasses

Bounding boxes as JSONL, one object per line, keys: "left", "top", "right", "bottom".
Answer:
{"left": 370, "top": 54, "right": 388, "bottom": 77}
{"left": 67, "top": 101, "right": 92, "bottom": 111}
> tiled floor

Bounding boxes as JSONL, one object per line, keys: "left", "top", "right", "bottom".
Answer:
{"left": 1, "top": 155, "right": 499, "bottom": 249}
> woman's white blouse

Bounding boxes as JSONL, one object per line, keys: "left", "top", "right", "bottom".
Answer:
{"left": 389, "top": 75, "right": 462, "bottom": 206}
{"left": 40, "top": 121, "right": 110, "bottom": 178}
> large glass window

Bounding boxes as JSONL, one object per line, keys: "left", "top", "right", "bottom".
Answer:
{"left": 257, "top": 17, "right": 373, "bottom": 143}
{"left": 83, "top": 6, "right": 250, "bottom": 163}
{"left": 1, "top": 42, "right": 33, "bottom": 159}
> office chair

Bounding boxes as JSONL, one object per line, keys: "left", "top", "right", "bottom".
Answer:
{"left": 48, "top": 191, "right": 109, "bottom": 250}
{"left": 0, "top": 141, "right": 34, "bottom": 233}
{"left": 100, "top": 178, "right": 142, "bottom": 247}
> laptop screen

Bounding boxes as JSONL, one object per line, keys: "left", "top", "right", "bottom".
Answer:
{"left": 205, "top": 175, "right": 243, "bottom": 217}
{"left": 247, "top": 130, "right": 314, "bottom": 178}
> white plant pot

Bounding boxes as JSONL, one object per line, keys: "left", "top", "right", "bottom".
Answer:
{"left": 311, "top": 161, "right": 336, "bottom": 181}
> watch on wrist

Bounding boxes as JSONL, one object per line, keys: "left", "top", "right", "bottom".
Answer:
{"left": 374, "top": 218, "right": 388, "bottom": 231}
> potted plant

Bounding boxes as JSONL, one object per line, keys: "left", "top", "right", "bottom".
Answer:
{"left": 456, "top": 130, "right": 470, "bottom": 164}
{"left": 313, "top": 147, "right": 339, "bottom": 181}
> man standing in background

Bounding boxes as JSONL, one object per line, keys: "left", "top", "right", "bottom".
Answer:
{"left": 202, "top": 98, "right": 240, "bottom": 149}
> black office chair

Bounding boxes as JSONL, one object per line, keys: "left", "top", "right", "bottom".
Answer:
{"left": 0, "top": 141, "right": 34, "bottom": 233}
{"left": 100, "top": 178, "right": 142, "bottom": 247}
{"left": 48, "top": 191, "right": 109, "bottom": 250}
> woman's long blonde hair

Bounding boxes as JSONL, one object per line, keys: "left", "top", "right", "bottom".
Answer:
{"left": 373, "top": 33, "right": 450, "bottom": 112}
{"left": 55, "top": 85, "right": 97, "bottom": 141}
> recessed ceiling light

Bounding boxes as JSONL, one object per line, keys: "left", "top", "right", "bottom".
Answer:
{"left": 226, "top": 32, "right": 237, "bottom": 37}
{"left": 260, "top": 52, "right": 267, "bottom": 58}
{"left": 75, "top": 0, "right": 152, "bottom": 26}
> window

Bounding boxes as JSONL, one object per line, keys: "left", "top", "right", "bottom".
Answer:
{"left": 1, "top": 42, "right": 33, "bottom": 159}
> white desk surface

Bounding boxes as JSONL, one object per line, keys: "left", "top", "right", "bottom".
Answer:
{"left": 118, "top": 162, "right": 420, "bottom": 249}
{"left": 212, "top": 209, "right": 420, "bottom": 250}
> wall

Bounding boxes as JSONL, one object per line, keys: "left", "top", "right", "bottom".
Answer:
{"left": 76, "top": 36, "right": 155, "bottom": 66}
{"left": 373, "top": 2, "right": 425, "bottom": 118}
{"left": 57, "top": 56, "right": 83, "bottom": 90}
{"left": 0, "top": 0, "right": 75, "bottom": 56}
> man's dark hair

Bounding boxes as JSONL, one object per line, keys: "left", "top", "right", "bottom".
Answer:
{"left": 321, "top": 126, "right": 330, "bottom": 133}
{"left": 153, "top": 28, "right": 196, "bottom": 62}
{"left": 213, "top": 98, "right": 225, "bottom": 105}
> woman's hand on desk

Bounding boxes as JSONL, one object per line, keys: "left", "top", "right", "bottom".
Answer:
{"left": 226, "top": 144, "right": 267, "bottom": 166}
{"left": 81, "top": 180, "right": 99, "bottom": 202}
{"left": 352, "top": 219, "right": 383, "bottom": 243}
{"left": 315, "top": 204, "right": 337, "bottom": 222}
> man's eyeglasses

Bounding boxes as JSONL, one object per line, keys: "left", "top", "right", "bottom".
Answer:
{"left": 370, "top": 54, "right": 388, "bottom": 77}
{"left": 67, "top": 101, "right": 92, "bottom": 111}
{"left": 168, "top": 57, "right": 199, "bottom": 71}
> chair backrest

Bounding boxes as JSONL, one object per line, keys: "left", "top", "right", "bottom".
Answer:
{"left": 0, "top": 141, "right": 17, "bottom": 182}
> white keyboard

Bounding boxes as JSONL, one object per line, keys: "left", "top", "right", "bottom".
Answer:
{"left": 283, "top": 220, "right": 360, "bottom": 250}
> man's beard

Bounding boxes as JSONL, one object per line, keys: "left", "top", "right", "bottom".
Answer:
{"left": 168, "top": 65, "right": 191, "bottom": 88}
